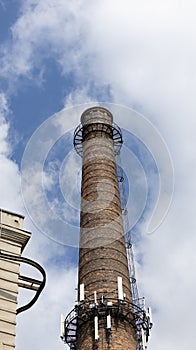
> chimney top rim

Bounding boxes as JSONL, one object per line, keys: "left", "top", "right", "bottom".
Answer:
{"left": 81, "top": 106, "right": 113, "bottom": 125}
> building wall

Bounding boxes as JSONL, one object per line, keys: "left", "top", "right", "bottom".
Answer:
{"left": 0, "top": 241, "right": 20, "bottom": 350}
{"left": 0, "top": 210, "right": 31, "bottom": 350}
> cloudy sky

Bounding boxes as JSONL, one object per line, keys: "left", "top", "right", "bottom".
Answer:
{"left": 1, "top": 1, "right": 196, "bottom": 349}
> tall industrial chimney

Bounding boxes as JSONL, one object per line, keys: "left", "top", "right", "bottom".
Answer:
{"left": 62, "top": 106, "right": 152, "bottom": 350}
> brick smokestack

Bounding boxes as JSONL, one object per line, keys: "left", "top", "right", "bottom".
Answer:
{"left": 75, "top": 106, "right": 137, "bottom": 350}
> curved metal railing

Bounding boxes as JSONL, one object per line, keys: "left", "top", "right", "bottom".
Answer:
{"left": 0, "top": 251, "right": 46, "bottom": 314}
{"left": 62, "top": 296, "right": 152, "bottom": 349}
{"left": 73, "top": 122, "right": 123, "bottom": 157}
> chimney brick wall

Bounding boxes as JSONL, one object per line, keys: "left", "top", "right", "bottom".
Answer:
{"left": 76, "top": 107, "right": 137, "bottom": 350}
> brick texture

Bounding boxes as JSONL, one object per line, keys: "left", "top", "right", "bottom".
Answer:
{"left": 77, "top": 107, "right": 137, "bottom": 350}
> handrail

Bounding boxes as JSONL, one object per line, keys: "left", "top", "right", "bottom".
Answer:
{"left": 0, "top": 251, "right": 46, "bottom": 314}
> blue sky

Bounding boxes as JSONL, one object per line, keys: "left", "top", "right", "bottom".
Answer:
{"left": 1, "top": 1, "right": 196, "bottom": 350}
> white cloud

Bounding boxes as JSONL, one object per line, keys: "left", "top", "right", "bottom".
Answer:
{"left": 0, "top": 92, "right": 78, "bottom": 350}
{"left": 16, "top": 265, "right": 77, "bottom": 350}
{"left": 0, "top": 93, "right": 24, "bottom": 213}
{"left": 1, "top": 1, "right": 196, "bottom": 350}
{"left": 63, "top": 88, "right": 95, "bottom": 108}
{"left": 77, "top": 3, "right": 196, "bottom": 349}
{"left": 0, "top": 0, "right": 86, "bottom": 85}
{"left": 0, "top": 92, "right": 10, "bottom": 155}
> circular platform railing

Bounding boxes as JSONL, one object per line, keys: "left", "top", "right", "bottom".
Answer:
{"left": 73, "top": 122, "right": 123, "bottom": 157}
{"left": 61, "top": 297, "right": 152, "bottom": 349}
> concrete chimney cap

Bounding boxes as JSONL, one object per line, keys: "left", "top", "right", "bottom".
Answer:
{"left": 81, "top": 106, "right": 113, "bottom": 126}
